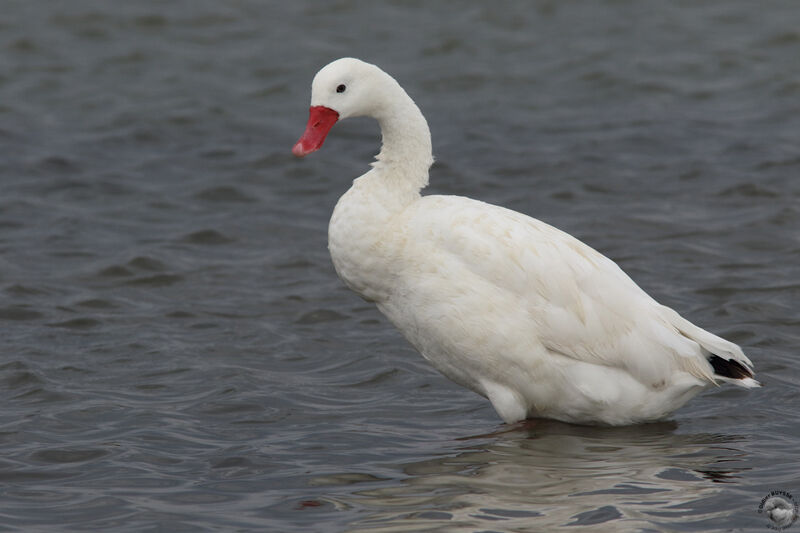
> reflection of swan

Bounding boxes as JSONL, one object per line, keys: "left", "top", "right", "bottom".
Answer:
{"left": 321, "top": 422, "right": 749, "bottom": 531}
{"left": 764, "top": 496, "right": 796, "bottom": 528}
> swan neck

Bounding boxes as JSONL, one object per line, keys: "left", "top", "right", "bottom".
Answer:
{"left": 372, "top": 92, "right": 433, "bottom": 192}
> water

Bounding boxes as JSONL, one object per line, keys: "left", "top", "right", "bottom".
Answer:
{"left": 1, "top": 1, "right": 798, "bottom": 531}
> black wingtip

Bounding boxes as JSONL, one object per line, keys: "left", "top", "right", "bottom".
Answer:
{"left": 708, "top": 354, "right": 753, "bottom": 380}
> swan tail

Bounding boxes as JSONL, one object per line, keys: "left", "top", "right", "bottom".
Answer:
{"left": 708, "top": 354, "right": 761, "bottom": 388}
{"left": 658, "top": 305, "right": 761, "bottom": 388}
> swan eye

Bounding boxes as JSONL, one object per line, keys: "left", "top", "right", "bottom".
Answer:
{"left": 336, "top": 84, "right": 346, "bottom": 93}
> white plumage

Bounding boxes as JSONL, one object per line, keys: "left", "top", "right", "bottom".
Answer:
{"left": 293, "top": 57, "right": 758, "bottom": 426}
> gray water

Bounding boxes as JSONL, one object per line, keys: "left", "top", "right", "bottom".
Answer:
{"left": 1, "top": 1, "right": 798, "bottom": 531}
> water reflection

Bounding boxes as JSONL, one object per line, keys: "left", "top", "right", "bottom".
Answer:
{"left": 341, "top": 421, "right": 749, "bottom": 531}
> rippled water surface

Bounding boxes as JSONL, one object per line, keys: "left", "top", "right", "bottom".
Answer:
{"left": 1, "top": 1, "right": 798, "bottom": 531}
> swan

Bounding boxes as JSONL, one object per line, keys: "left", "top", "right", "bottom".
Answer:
{"left": 292, "top": 57, "right": 759, "bottom": 426}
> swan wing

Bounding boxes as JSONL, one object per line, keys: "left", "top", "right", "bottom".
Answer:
{"left": 394, "top": 195, "right": 734, "bottom": 387}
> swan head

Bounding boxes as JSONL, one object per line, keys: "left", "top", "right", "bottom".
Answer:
{"left": 292, "top": 58, "right": 393, "bottom": 157}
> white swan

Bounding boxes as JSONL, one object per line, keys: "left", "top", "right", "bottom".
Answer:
{"left": 292, "top": 58, "right": 759, "bottom": 426}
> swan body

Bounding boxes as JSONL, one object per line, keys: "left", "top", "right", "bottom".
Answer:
{"left": 293, "top": 58, "right": 758, "bottom": 425}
